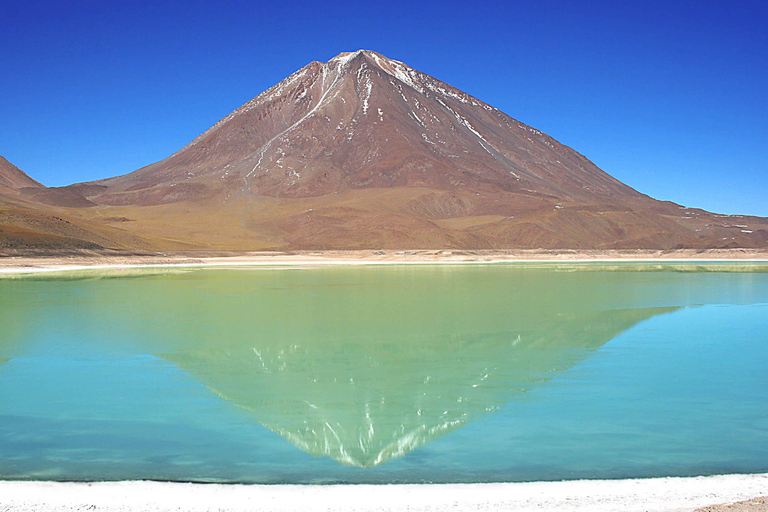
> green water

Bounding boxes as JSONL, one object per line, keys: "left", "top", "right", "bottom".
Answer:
{"left": 0, "top": 263, "right": 766, "bottom": 482}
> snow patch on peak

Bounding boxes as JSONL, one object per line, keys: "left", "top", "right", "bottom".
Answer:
{"left": 362, "top": 77, "right": 373, "bottom": 115}
{"left": 330, "top": 51, "right": 359, "bottom": 66}
{"left": 329, "top": 49, "right": 375, "bottom": 66}
{"left": 366, "top": 53, "right": 423, "bottom": 92}
{"left": 330, "top": 50, "right": 421, "bottom": 83}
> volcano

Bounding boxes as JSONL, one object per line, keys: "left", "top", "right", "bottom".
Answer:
{"left": 3, "top": 50, "right": 767, "bottom": 250}
{"left": 93, "top": 50, "right": 642, "bottom": 203}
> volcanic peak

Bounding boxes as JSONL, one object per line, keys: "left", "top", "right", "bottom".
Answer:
{"left": 6, "top": 50, "right": 761, "bottom": 251}
{"left": 86, "top": 48, "right": 651, "bottom": 206}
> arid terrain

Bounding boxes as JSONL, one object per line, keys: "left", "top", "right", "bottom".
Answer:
{"left": 2, "top": 50, "right": 767, "bottom": 252}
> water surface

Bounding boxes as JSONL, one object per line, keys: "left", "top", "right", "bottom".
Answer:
{"left": 0, "top": 263, "right": 766, "bottom": 482}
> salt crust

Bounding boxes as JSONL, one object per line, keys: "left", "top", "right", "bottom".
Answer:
{"left": 1, "top": 474, "right": 767, "bottom": 512}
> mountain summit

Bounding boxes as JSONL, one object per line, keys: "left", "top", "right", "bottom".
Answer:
{"left": 3, "top": 51, "right": 767, "bottom": 250}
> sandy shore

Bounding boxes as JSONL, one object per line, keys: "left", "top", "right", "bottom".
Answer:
{"left": 0, "top": 474, "right": 766, "bottom": 512}
{"left": 1, "top": 248, "right": 767, "bottom": 274}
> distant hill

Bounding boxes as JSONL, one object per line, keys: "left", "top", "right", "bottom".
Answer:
{"left": 0, "top": 156, "right": 150, "bottom": 250}
{"left": 3, "top": 50, "right": 767, "bottom": 251}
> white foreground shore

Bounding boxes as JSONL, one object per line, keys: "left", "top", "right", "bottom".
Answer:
{"left": 1, "top": 248, "right": 767, "bottom": 275}
{"left": 1, "top": 474, "right": 767, "bottom": 512}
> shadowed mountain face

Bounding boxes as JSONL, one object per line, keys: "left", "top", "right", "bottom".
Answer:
{"left": 160, "top": 305, "right": 675, "bottom": 467}
{"left": 0, "top": 155, "right": 43, "bottom": 192}
{"left": 0, "top": 156, "right": 96, "bottom": 208}
{"left": 2, "top": 50, "right": 768, "bottom": 250}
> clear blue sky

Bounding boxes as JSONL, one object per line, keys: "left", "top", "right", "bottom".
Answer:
{"left": 1, "top": 0, "right": 766, "bottom": 216}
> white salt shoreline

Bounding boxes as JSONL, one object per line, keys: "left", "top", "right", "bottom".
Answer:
{"left": 1, "top": 254, "right": 767, "bottom": 275}
{"left": 1, "top": 474, "right": 767, "bottom": 512}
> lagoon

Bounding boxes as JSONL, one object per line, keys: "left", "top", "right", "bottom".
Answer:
{"left": 0, "top": 263, "right": 766, "bottom": 483}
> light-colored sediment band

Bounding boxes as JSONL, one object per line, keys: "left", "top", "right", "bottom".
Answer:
{"left": 0, "top": 474, "right": 766, "bottom": 512}
{"left": 1, "top": 249, "right": 767, "bottom": 275}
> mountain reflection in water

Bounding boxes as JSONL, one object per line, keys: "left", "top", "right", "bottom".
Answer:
{"left": 160, "top": 307, "right": 676, "bottom": 466}
{"left": 4, "top": 263, "right": 763, "bottom": 471}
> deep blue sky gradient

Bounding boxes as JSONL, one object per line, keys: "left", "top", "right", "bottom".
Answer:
{"left": 1, "top": 0, "right": 766, "bottom": 215}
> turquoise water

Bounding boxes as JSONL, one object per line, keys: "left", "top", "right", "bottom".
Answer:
{"left": 0, "top": 263, "right": 766, "bottom": 483}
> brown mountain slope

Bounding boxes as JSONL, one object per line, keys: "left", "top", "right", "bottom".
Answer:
{"left": 0, "top": 156, "right": 156, "bottom": 251}
{"left": 7, "top": 50, "right": 768, "bottom": 250}
{"left": 90, "top": 50, "right": 643, "bottom": 204}
{"left": 0, "top": 155, "right": 43, "bottom": 194}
